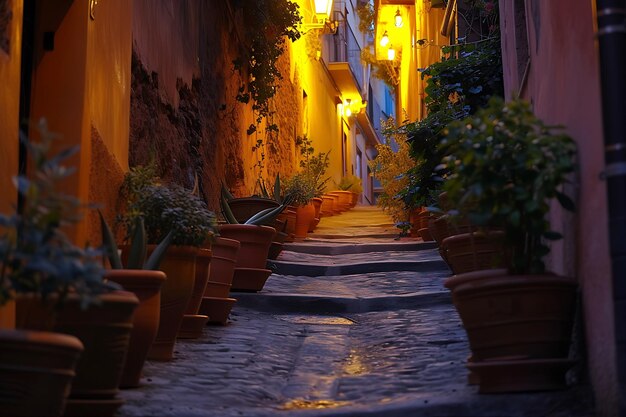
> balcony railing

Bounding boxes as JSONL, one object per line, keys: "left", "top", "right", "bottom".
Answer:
{"left": 322, "top": 10, "right": 364, "bottom": 92}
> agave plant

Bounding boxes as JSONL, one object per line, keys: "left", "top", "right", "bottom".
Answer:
{"left": 220, "top": 184, "right": 294, "bottom": 226}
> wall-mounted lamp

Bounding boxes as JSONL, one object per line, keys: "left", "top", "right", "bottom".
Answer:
{"left": 344, "top": 99, "right": 352, "bottom": 117}
{"left": 380, "top": 31, "right": 390, "bottom": 47}
{"left": 301, "top": 0, "right": 338, "bottom": 34}
{"left": 387, "top": 46, "right": 396, "bottom": 61}
{"left": 395, "top": 8, "right": 403, "bottom": 28}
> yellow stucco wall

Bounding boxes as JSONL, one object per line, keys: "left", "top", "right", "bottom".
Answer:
{"left": 0, "top": 0, "right": 22, "bottom": 329}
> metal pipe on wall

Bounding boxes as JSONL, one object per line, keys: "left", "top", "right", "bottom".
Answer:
{"left": 595, "top": 0, "right": 626, "bottom": 412}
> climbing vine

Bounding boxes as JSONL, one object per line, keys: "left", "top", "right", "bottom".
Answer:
{"left": 232, "top": 0, "right": 302, "bottom": 135}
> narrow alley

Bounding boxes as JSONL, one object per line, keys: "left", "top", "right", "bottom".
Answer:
{"left": 118, "top": 207, "right": 593, "bottom": 417}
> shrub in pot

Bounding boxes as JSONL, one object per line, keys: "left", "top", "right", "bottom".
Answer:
{"left": 0, "top": 122, "right": 129, "bottom": 416}
{"left": 119, "top": 168, "right": 217, "bottom": 360}
{"left": 441, "top": 98, "right": 578, "bottom": 393}
{"left": 282, "top": 172, "right": 316, "bottom": 239}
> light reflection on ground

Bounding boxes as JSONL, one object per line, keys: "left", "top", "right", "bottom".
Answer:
{"left": 281, "top": 399, "right": 351, "bottom": 410}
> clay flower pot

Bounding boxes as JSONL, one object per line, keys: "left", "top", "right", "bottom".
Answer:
{"left": 445, "top": 269, "right": 577, "bottom": 393}
{"left": 104, "top": 270, "right": 166, "bottom": 388}
{"left": 295, "top": 203, "right": 315, "bottom": 239}
{"left": 227, "top": 197, "right": 279, "bottom": 223}
{"left": 199, "top": 297, "right": 237, "bottom": 325}
{"left": 218, "top": 225, "right": 276, "bottom": 269}
{"left": 440, "top": 231, "right": 506, "bottom": 274}
{"left": 147, "top": 245, "right": 199, "bottom": 361}
{"left": 0, "top": 329, "right": 83, "bottom": 417}
{"left": 219, "top": 224, "right": 276, "bottom": 292}
{"left": 54, "top": 291, "right": 139, "bottom": 416}
{"left": 179, "top": 248, "right": 212, "bottom": 339}
{"left": 350, "top": 191, "right": 359, "bottom": 207}
{"left": 328, "top": 191, "right": 352, "bottom": 211}
{"left": 308, "top": 197, "right": 323, "bottom": 232}
{"left": 209, "top": 237, "right": 240, "bottom": 285}
{"left": 320, "top": 195, "right": 334, "bottom": 216}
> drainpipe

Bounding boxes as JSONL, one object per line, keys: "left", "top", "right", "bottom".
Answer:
{"left": 595, "top": 0, "right": 626, "bottom": 410}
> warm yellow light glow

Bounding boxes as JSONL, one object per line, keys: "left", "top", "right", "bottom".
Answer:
{"left": 387, "top": 47, "right": 395, "bottom": 61}
{"left": 344, "top": 99, "right": 352, "bottom": 117}
{"left": 394, "top": 8, "right": 403, "bottom": 28}
{"left": 380, "top": 31, "right": 390, "bottom": 47}
{"left": 314, "top": 0, "right": 334, "bottom": 20}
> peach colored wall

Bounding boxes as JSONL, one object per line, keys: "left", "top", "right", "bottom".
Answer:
{"left": 500, "top": 1, "right": 617, "bottom": 414}
{"left": 0, "top": 0, "right": 22, "bottom": 328}
{"left": 29, "top": 0, "right": 132, "bottom": 244}
{"left": 30, "top": 0, "right": 90, "bottom": 243}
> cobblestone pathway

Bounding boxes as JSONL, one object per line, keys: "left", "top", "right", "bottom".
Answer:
{"left": 118, "top": 206, "right": 595, "bottom": 417}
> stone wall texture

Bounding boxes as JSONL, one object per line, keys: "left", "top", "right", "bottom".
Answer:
{"left": 129, "top": 0, "right": 302, "bottom": 211}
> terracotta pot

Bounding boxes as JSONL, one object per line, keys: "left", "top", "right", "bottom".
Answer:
{"left": 204, "top": 281, "right": 231, "bottom": 299}
{"left": 409, "top": 208, "right": 423, "bottom": 237}
{"left": 199, "top": 297, "right": 237, "bottom": 325}
{"left": 178, "top": 248, "right": 212, "bottom": 339}
{"left": 308, "top": 198, "right": 323, "bottom": 232}
{"left": 284, "top": 207, "right": 297, "bottom": 241}
{"left": 146, "top": 245, "right": 198, "bottom": 361}
{"left": 227, "top": 197, "right": 279, "bottom": 223}
{"left": 231, "top": 267, "right": 272, "bottom": 292}
{"left": 177, "top": 314, "right": 209, "bottom": 339}
{"left": 295, "top": 203, "right": 316, "bottom": 239}
{"left": 104, "top": 270, "right": 166, "bottom": 388}
{"left": 55, "top": 291, "right": 138, "bottom": 416}
{"left": 268, "top": 241, "right": 283, "bottom": 259}
{"left": 466, "top": 357, "right": 575, "bottom": 393}
{"left": 350, "top": 191, "right": 359, "bottom": 207}
{"left": 209, "top": 237, "right": 239, "bottom": 286}
{"left": 444, "top": 269, "right": 577, "bottom": 361}
{"left": 418, "top": 227, "right": 434, "bottom": 242}
{"left": 0, "top": 300, "right": 15, "bottom": 329}
{"left": 440, "top": 231, "right": 506, "bottom": 274}
{"left": 218, "top": 224, "right": 276, "bottom": 269}
{"left": 0, "top": 329, "right": 83, "bottom": 416}
{"left": 328, "top": 191, "right": 351, "bottom": 212}
{"left": 320, "top": 196, "right": 334, "bottom": 216}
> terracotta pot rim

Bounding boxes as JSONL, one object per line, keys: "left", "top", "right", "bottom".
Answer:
{"left": 233, "top": 267, "right": 272, "bottom": 273}
{"left": 441, "top": 230, "right": 505, "bottom": 243}
{"left": 0, "top": 328, "right": 84, "bottom": 350}
{"left": 206, "top": 280, "right": 231, "bottom": 287}
{"left": 445, "top": 269, "right": 577, "bottom": 291}
{"left": 212, "top": 255, "right": 237, "bottom": 263}
{"left": 105, "top": 269, "right": 166, "bottom": 280}
{"left": 228, "top": 197, "right": 279, "bottom": 204}
{"left": 202, "top": 296, "right": 237, "bottom": 302}
{"left": 196, "top": 248, "right": 212, "bottom": 258}
{"left": 146, "top": 245, "right": 200, "bottom": 256}
{"left": 213, "top": 237, "right": 241, "bottom": 248}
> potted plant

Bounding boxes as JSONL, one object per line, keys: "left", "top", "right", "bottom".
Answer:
{"left": 100, "top": 214, "right": 171, "bottom": 387}
{"left": 0, "top": 122, "right": 132, "bottom": 416}
{"left": 441, "top": 98, "right": 578, "bottom": 392}
{"left": 119, "top": 168, "right": 217, "bottom": 360}
{"left": 219, "top": 188, "right": 292, "bottom": 292}
{"left": 282, "top": 172, "right": 316, "bottom": 239}
{"left": 338, "top": 174, "right": 363, "bottom": 208}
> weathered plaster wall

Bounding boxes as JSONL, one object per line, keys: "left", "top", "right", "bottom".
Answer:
{"left": 0, "top": 0, "right": 21, "bottom": 329}
{"left": 130, "top": 0, "right": 305, "bottom": 208}
{"left": 500, "top": 1, "right": 616, "bottom": 414}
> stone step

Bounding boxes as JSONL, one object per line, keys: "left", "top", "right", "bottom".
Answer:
{"left": 283, "top": 241, "right": 437, "bottom": 255}
{"left": 267, "top": 258, "right": 449, "bottom": 277}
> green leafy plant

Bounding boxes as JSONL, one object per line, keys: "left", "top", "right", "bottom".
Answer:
{"left": 220, "top": 185, "right": 293, "bottom": 226}
{"left": 120, "top": 169, "right": 217, "bottom": 247}
{"left": 338, "top": 175, "right": 363, "bottom": 194}
{"left": 99, "top": 212, "right": 173, "bottom": 271}
{"left": 232, "top": 0, "right": 302, "bottom": 134}
{"left": 0, "top": 121, "right": 115, "bottom": 308}
{"left": 282, "top": 173, "right": 315, "bottom": 206}
{"left": 295, "top": 135, "right": 330, "bottom": 197}
{"left": 441, "top": 98, "right": 577, "bottom": 274}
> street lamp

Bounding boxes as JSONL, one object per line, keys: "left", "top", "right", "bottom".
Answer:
{"left": 301, "top": 0, "right": 338, "bottom": 33}
{"left": 395, "top": 8, "right": 403, "bottom": 28}
{"left": 380, "top": 31, "right": 390, "bottom": 47}
{"left": 387, "top": 46, "right": 396, "bottom": 61}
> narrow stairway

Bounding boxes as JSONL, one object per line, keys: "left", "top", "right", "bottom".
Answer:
{"left": 119, "top": 206, "right": 593, "bottom": 417}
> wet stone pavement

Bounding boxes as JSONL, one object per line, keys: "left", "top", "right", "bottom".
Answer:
{"left": 118, "top": 206, "right": 595, "bottom": 417}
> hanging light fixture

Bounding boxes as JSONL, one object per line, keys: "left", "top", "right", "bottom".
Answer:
{"left": 395, "top": 8, "right": 403, "bottom": 28}
{"left": 314, "top": 0, "right": 333, "bottom": 20}
{"left": 344, "top": 99, "right": 352, "bottom": 117}
{"left": 387, "top": 46, "right": 396, "bottom": 61}
{"left": 380, "top": 31, "right": 390, "bottom": 47}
